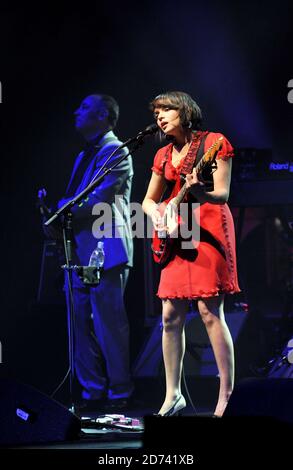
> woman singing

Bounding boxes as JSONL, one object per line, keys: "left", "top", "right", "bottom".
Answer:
{"left": 142, "top": 91, "right": 240, "bottom": 417}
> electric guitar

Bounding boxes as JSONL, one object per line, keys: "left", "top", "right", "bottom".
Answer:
{"left": 151, "top": 137, "right": 223, "bottom": 265}
{"left": 36, "top": 188, "right": 63, "bottom": 240}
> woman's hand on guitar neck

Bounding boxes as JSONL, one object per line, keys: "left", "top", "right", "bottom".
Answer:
{"left": 185, "top": 168, "right": 205, "bottom": 198}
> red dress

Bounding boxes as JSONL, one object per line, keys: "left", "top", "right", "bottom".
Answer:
{"left": 151, "top": 132, "right": 240, "bottom": 299}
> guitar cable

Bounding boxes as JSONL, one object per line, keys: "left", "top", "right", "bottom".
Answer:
{"left": 182, "top": 364, "right": 198, "bottom": 416}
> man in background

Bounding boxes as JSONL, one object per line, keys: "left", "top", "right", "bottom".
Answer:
{"left": 45, "top": 94, "right": 134, "bottom": 412}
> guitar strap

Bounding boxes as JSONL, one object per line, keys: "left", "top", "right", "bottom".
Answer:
{"left": 180, "top": 130, "right": 209, "bottom": 175}
{"left": 193, "top": 132, "right": 209, "bottom": 167}
{"left": 160, "top": 131, "right": 211, "bottom": 199}
{"left": 65, "top": 135, "right": 115, "bottom": 197}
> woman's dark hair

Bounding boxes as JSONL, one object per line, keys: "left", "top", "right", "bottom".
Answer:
{"left": 150, "top": 91, "right": 202, "bottom": 130}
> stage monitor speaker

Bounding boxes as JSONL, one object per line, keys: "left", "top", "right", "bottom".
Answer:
{"left": 0, "top": 378, "right": 81, "bottom": 446}
{"left": 224, "top": 377, "right": 293, "bottom": 425}
{"left": 267, "top": 337, "right": 293, "bottom": 378}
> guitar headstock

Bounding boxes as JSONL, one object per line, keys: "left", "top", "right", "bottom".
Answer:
{"left": 204, "top": 136, "right": 223, "bottom": 164}
{"left": 36, "top": 188, "right": 51, "bottom": 216}
{"left": 37, "top": 188, "right": 47, "bottom": 203}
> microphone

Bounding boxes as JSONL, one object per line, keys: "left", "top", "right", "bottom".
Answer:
{"left": 136, "top": 123, "right": 158, "bottom": 138}
{"left": 118, "top": 123, "right": 158, "bottom": 149}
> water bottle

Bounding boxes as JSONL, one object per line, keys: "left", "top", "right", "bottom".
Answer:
{"left": 88, "top": 241, "right": 105, "bottom": 269}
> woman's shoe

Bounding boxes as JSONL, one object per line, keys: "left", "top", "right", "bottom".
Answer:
{"left": 154, "top": 395, "right": 186, "bottom": 417}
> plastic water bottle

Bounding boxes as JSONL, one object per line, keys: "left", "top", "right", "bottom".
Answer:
{"left": 88, "top": 241, "right": 105, "bottom": 269}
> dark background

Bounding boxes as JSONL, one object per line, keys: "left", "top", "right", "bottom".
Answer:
{"left": 1, "top": 0, "right": 293, "bottom": 401}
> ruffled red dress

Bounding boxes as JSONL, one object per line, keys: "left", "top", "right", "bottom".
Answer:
{"left": 151, "top": 132, "right": 240, "bottom": 299}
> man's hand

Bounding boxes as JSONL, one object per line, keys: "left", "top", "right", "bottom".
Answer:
{"left": 37, "top": 188, "right": 63, "bottom": 240}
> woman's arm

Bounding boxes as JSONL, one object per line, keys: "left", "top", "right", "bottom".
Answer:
{"left": 185, "top": 157, "right": 232, "bottom": 204}
{"left": 142, "top": 172, "right": 167, "bottom": 229}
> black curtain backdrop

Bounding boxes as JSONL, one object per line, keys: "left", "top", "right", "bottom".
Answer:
{"left": 0, "top": 0, "right": 293, "bottom": 396}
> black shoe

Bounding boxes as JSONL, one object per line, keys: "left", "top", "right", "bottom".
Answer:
{"left": 75, "top": 398, "right": 106, "bottom": 414}
{"left": 154, "top": 395, "right": 186, "bottom": 417}
{"left": 104, "top": 397, "right": 131, "bottom": 412}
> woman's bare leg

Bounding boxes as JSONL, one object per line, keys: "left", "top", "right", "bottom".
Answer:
{"left": 158, "top": 298, "right": 189, "bottom": 415}
{"left": 198, "top": 295, "right": 234, "bottom": 417}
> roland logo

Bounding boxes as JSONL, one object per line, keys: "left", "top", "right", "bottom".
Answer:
{"left": 269, "top": 162, "right": 291, "bottom": 171}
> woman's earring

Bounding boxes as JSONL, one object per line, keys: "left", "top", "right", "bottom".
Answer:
{"left": 187, "top": 121, "right": 192, "bottom": 129}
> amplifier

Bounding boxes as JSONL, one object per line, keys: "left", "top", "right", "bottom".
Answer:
{"left": 230, "top": 148, "right": 293, "bottom": 206}
{"left": 233, "top": 148, "right": 293, "bottom": 182}
{"left": 230, "top": 179, "right": 293, "bottom": 206}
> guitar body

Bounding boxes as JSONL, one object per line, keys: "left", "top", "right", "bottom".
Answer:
{"left": 151, "top": 231, "right": 175, "bottom": 265}
{"left": 151, "top": 196, "right": 181, "bottom": 265}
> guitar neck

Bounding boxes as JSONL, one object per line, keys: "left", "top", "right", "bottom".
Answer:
{"left": 171, "top": 137, "right": 222, "bottom": 207}
{"left": 172, "top": 157, "right": 203, "bottom": 206}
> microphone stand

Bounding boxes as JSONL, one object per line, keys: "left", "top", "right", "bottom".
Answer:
{"left": 44, "top": 130, "right": 152, "bottom": 413}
